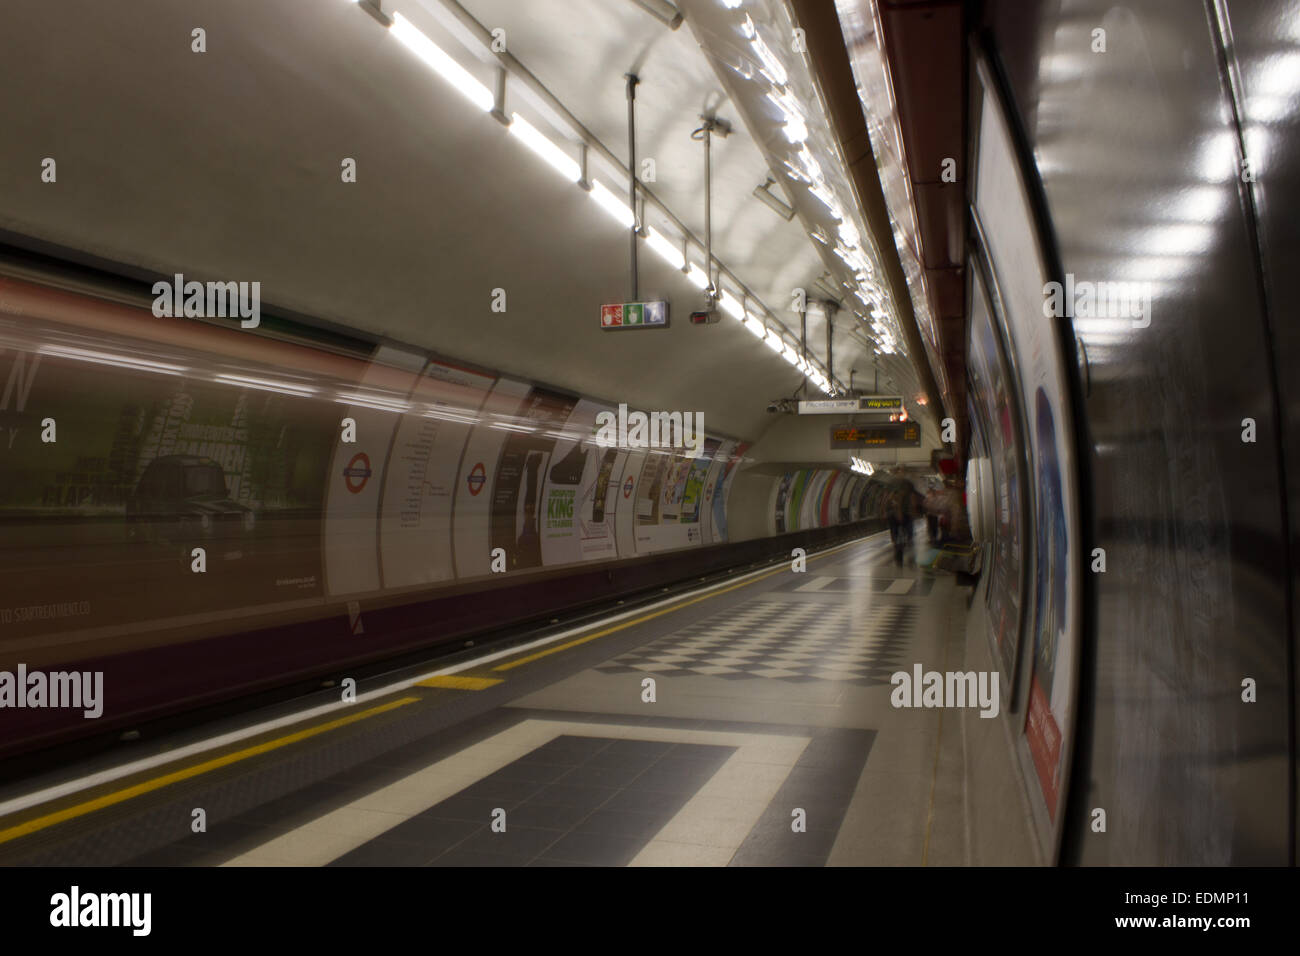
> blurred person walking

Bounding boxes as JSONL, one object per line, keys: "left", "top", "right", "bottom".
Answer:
{"left": 883, "top": 467, "right": 916, "bottom": 566}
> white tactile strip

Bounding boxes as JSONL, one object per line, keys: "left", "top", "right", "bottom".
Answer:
{"left": 221, "top": 718, "right": 810, "bottom": 867}
{"left": 594, "top": 600, "right": 917, "bottom": 686}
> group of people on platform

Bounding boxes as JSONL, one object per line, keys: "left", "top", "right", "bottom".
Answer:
{"left": 880, "top": 466, "right": 970, "bottom": 566}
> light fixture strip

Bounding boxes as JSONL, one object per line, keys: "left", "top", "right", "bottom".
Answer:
{"left": 357, "top": 0, "right": 797, "bottom": 365}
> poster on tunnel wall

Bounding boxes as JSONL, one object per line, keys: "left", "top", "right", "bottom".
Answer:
{"left": 322, "top": 346, "right": 426, "bottom": 597}
{"left": 799, "top": 469, "right": 830, "bottom": 531}
{"left": 696, "top": 439, "right": 728, "bottom": 544}
{"left": 968, "top": 255, "right": 1028, "bottom": 697}
{"left": 698, "top": 440, "right": 727, "bottom": 544}
{"left": 974, "top": 54, "right": 1083, "bottom": 841}
{"left": 709, "top": 440, "right": 747, "bottom": 542}
{"left": 633, "top": 451, "right": 668, "bottom": 531}
{"left": 787, "top": 470, "right": 815, "bottom": 532}
{"left": 378, "top": 359, "right": 496, "bottom": 589}
{"left": 678, "top": 439, "right": 718, "bottom": 527}
{"left": 539, "top": 399, "right": 619, "bottom": 567}
{"left": 635, "top": 448, "right": 708, "bottom": 554}
{"left": 821, "top": 471, "right": 845, "bottom": 526}
{"left": 614, "top": 449, "right": 646, "bottom": 557}
{"left": 450, "top": 378, "right": 532, "bottom": 578}
{"left": 772, "top": 472, "right": 793, "bottom": 534}
{"left": 838, "top": 475, "right": 862, "bottom": 524}
{"left": 815, "top": 470, "right": 840, "bottom": 528}
{"left": 486, "top": 386, "right": 578, "bottom": 573}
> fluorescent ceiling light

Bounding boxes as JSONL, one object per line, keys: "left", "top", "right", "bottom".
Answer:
{"left": 741, "top": 315, "right": 766, "bottom": 337}
{"left": 589, "top": 179, "right": 635, "bottom": 228}
{"left": 646, "top": 228, "right": 686, "bottom": 269}
{"left": 390, "top": 13, "right": 493, "bottom": 112}
{"left": 718, "top": 291, "right": 745, "bottom": 319}
{"left": 685, "top": 264, "right": 710, "bottom": 289}
{"left": 509, "top": 113, "right": 581, "bottom": 182}
{"left": 753, "top": 179, "right": 795, "bottom": 220}
{"left": 763, "top": 328, "right": 785, "bottom": 353}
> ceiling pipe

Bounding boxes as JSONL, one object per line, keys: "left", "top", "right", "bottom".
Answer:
{"left": 800, "top": 303, "right": 808, "bottom": 395}
{"left": 626, "top": 73, "right": 640, "bottom": 303}
{"left": 824, "top": 299, "right": 838, "bottom": 393}
{"left": 692, "top": 115, "right": 731, "bottom": 306}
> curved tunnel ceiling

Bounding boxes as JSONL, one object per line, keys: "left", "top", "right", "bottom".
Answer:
{"left": 0, "top": 0, "right": 937, "bottom": 459}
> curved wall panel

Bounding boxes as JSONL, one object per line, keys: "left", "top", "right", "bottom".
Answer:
{"left": 978, "top": 0, "right": 1293, "bottom": 864}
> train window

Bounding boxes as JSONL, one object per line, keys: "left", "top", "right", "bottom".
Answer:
{"left": 137, "top": 461, "right": 165, "bottom": 498}
{"left": 185, "top": 462, "right": 228, "bottom": 498}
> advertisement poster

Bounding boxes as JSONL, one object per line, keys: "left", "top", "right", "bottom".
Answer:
{"left": 539, "top": 399, "right": 620, "bottom": 567}
{"left": 797, "top": 469, "right": 826, "bottom": 531}
{"left": 773, "top": 472, "right": 793, "bottom": 534}
{"left": 379, "top": 359, "right": 496, "bottom": 589}
{"left": 679, "top": 439, "right": 720, "bottom": 526}
{"left": 838, "top": 475, "right": 862, "bottom": 523}
{"left": 667, "top": 454, "right": 696, "bottom": 522}
{"left": 634, "top": 452, "right": 669, "bottom": 527}
{"left": 708, "top": 441, "right": 745, "bottom": 542}
{"left": 487, "top": 387, "right": 578, "bottom": 572}
{"left": 614, "top": 450, "right": 645, "bottom": 557}
{"left": 323, "top": 346, "right": 426, "bottom": 597}
{"left": 816, "top": 470, "right": 841, "bottom": 527}
{"left": 450, "top": 378, "right": 532, "bottom": 577}
{"left": 974, "top": 56, "right": 1082, "bottom": 830}
{"left": 636, "top": 449, "right": 706, "bottom": 554}
{"left": 968, "top": 260, "right": 1027, "bottom": 683}
{"left": 787, "top": 470, "right": 815, "bottom": 532}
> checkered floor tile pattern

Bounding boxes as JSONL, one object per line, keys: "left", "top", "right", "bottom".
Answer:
{"left": 595, "top": 600, "right": 917, "bottom": 686}
{"left": 782, "top": 575, "right": 937, "bottom": 597}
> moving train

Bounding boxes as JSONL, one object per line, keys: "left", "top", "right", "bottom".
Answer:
{"left": 0, "top": 264, "right": 884, "bottom": 760}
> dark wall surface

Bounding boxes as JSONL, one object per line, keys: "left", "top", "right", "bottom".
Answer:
{"left": 1222, "top": 0, "right": 1300, "bottom": 864}
{"left": 983, "top": 0, "right": 1294, "bottom": 864}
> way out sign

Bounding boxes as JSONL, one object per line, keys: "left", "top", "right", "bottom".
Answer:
{"left": 601, "top": 301, "right": 668, "bottom": 329}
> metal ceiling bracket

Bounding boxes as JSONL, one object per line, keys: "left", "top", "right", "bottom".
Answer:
{"left": 824, "top": 299, "right": 838, "bottom": 392}
{"left": 577, "top": 142, "right": 590, "bottom": 191}
{"left": 691, "top": 115, "right": 730, "bottom": 307}
{"left": 490, "top": 67, "right": 509, "bottom": 126}
{"left": 800, "top": 304, "right": 808, "bottom": 388}
{"left": 358, "top": 0, "right": 392, "bottom": 28}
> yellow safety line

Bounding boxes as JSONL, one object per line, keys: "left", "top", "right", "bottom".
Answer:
{"left": 494, "top": 539, "right": 867, "bottom": 673}
{"left": 0, "top": 696, "right": 419, "bottom": 847}
{"left": 416, "top": 675, "right": 503, "bottom": 690}
{"left": 0, "top": 535, "right": 879, "bottom": 847}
